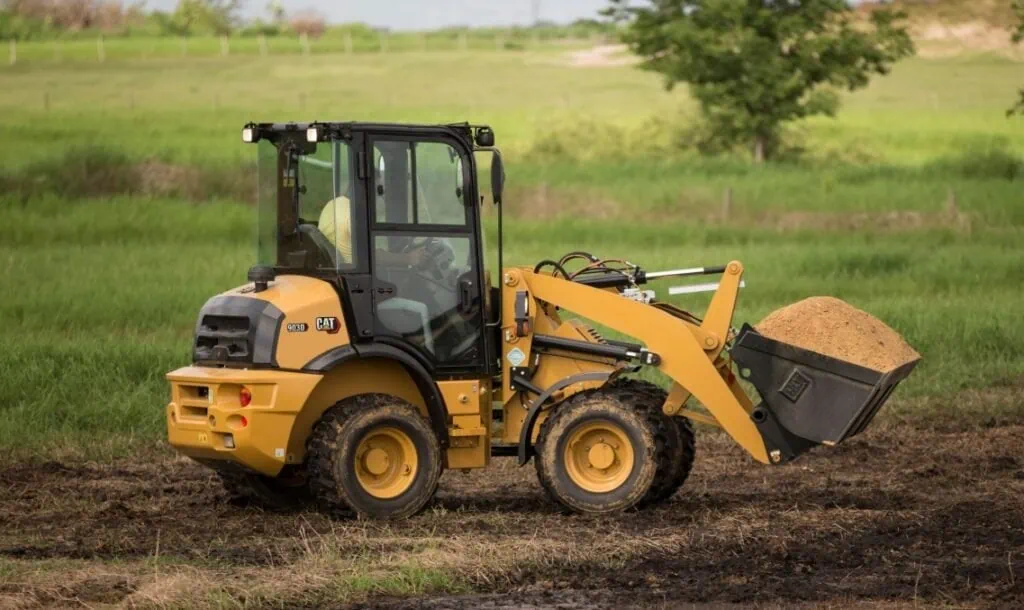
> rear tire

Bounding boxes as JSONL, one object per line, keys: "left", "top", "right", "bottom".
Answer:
{"left": 535, "top": 388, "right": 658, "bottom": 514}
{"left": 608, "top": 379, "right": 696, "bottom": 506}
{"left": 307, "top": 394, "right": 443, "bottom": 520}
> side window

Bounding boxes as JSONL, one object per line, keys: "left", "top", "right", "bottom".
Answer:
{"left": 373, "top": 140, "right": 468, "bottom": 226}
{"left": 295, "top": 140, "right": 358, "bottom": 270}
{"left": 415, "top": 142, "right": 465, "bottom": 225}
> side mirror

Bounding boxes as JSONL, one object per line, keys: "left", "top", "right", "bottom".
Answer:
{"left": 490, "top": 151, "right": 505, "bottom": 206}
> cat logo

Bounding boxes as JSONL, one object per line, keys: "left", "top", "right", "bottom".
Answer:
{"left": 315, "top": 316, "right": 340, "bottom": 334}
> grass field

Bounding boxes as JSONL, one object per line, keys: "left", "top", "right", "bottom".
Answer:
{"left": 0, "top": 43, "right": 1022, "bottom": 609}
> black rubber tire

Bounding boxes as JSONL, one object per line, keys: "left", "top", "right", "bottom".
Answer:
{"left": 306, "top": 394, "right": 443, "bottom": 520}
{"left": 535, "top": 387, "right": 658, "bottom": 514}
{"left": 609, "top": 378, "right": 697, "bottom": 506}
{"left": 217, "top": 469, "right": 310, "bottom": 511}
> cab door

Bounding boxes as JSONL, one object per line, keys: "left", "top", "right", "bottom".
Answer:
{"left": 365, "top": 133, "right": 487, "bottom": 376}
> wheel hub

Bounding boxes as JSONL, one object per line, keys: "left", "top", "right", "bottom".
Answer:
{"left": 588, "top": 442, "right": 615, "bottom": 470}
{"left": 354, "top": 426, "right": 418, "bottom": 499}
{"left": 363, "top": 447, "right": 390, "bottom": 476}
{"left": 563, "top": 420, "right": 634, "bottom": 493}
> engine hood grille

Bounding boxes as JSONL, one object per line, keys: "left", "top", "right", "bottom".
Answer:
{"left": 192, "top": 295, "right": 284, "bottom": 367}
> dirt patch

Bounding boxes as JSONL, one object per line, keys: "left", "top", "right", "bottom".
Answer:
{"left": 1, "top": 396, "right": 1022, "bottom": 609}
{"left": 757, "top": 297, "right": 920, "bottom": 372}
{"left": 135, "top": 160, "right": 206, "bottom": 198}
{"left": 566, "top": 45, "right": 638, "bottom": 68}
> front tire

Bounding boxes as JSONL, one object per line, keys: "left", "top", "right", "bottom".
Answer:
{"left": 608, "top": 378, "right": 696, "bottom": 506}
{"left": 307, "top": 394, "right": 443, "bottom": 520}
{"left": 535, "top": 388, "right": 658, "bottom": 514}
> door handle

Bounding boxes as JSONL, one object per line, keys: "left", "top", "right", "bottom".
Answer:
{"left": 458, "top": 279, "right": 474, "bottom": 314}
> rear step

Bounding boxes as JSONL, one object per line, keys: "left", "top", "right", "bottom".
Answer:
{"left": 729, "top": 324, "right": 920, "bottom": 464}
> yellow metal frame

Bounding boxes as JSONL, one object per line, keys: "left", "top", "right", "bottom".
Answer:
{"left": 167, "top": 259, "right": 771, "bottom": 479}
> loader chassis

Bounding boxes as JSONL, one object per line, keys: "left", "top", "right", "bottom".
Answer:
{"left": 166, "top": 122, "right": 918, "bottom": 518}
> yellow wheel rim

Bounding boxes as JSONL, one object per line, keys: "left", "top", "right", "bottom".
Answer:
{"left": 563, "top": 420, "right": 634, "bottom": 493}
{"left": 354, "top": 426, "right": 418, "bottom": 499}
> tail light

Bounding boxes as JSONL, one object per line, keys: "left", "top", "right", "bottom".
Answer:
{"left": 239, "top": 387, "right": 252, "bottom": 407}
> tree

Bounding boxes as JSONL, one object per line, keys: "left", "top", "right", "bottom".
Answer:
{"left": 171, "top": 0, "right": 243, "bottom": 35}
{"left": 1012, "top": 0, "right": 1024, "bottom": 116}
{"left": 605, "top": 0, "right": 915, "bottom": 163}
{"left": 265, "top": 0, "right": 284, "bottom": 25}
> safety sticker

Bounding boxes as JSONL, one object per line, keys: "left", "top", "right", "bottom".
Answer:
{"left": 507, "top": 347, "right": 526, "bottom": 367}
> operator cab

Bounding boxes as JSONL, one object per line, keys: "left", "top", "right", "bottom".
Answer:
{"left": 243, "top": 122, "right": 504, "bottom": 377}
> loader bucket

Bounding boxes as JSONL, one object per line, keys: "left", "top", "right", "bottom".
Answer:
{"left": 729, "top": 324, "right": 919, "bottom": 464}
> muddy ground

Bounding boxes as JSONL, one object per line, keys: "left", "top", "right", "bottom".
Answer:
{"left": 1, "top": 403, "right": 1023, "bottom": 609}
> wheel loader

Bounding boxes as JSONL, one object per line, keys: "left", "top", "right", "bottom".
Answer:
{"left": 165, "top": 121, "right": 919, "bottom": 519}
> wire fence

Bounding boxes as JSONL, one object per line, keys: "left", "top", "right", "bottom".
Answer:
{"left": 5, "top": 31, "right": 608, "bottom": 65}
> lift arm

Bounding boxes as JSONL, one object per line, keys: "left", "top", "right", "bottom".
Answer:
{"left": 517, "top": 261, "right": 770, "bottom": 464}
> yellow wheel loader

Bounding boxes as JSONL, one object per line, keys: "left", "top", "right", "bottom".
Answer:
{"left": 166, "top": 122, "right": 918, "bottom": 519}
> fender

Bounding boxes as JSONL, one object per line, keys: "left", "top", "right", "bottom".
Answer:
{"left": 303, "top": 343, "right": 450, "bottom": 447}
{"left": 516, "top": 371, "right": 613, "bottom": 465}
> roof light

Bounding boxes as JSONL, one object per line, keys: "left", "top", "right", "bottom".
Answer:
{"left": 242, "top": 127, "right": 256, "bottom": 143}
{"left": 306, "top": 127, "right": 318, "bottom": 142}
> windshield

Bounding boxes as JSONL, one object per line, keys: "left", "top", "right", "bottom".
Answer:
{"left": 257, "top": 137, "right": 357, "bottom": 273}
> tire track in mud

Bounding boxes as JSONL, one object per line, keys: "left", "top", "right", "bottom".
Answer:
{"left": 1, "top": 421, "right": 1022, "bottom": 607}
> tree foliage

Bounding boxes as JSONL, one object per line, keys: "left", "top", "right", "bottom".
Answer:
{"left": 605, "top": 0, "right": 915, "bottom": 162}
{"left": 1011, "top": 0, "right": 1024, "bottom": 116}
{"left": 166, "top": 0, "right": 243, "bottom": 35}
{"left": 1, "top": 0, "right": 145, "bottom": 37}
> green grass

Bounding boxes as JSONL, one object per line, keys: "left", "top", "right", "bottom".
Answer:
{"left": 2, "top": 196, "right": 1022, "bottom": 457}
{"left": 0, "top": 48, "right": 1021, "bottom": 457}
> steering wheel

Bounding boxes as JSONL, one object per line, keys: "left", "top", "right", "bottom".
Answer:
{"left": 404, "top": 237, "right": 457, "bottom": 284}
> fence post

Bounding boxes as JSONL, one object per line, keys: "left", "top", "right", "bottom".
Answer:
{"left": 220, "top": 35, "right": 229, "bottom": 57}
{"left": 344, "top": 31, "right": 353, "bottom": 54}
{"left": 8, "top": 40, "right": 14, "bottom": 66}
{"left": 379, "top": 32, "right": 388, "bottom": 53}
{"left": 97, "top": 36, "right": 105, "bottom": 63}
{"left": 300, "top": 32, "right": 310, "bottom": 57}
{"left": 722, "top": 187, "right": 733, "bottom": 221}
{"left": 259, "top": 34, "right": 268, "bottom": 57}
{"left": 43, "top": 90, "right": 50, "bottom": 111}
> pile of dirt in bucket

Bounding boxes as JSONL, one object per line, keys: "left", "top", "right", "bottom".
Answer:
{"left": 756, "top": 296, "right": 920, "bottom": 372}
